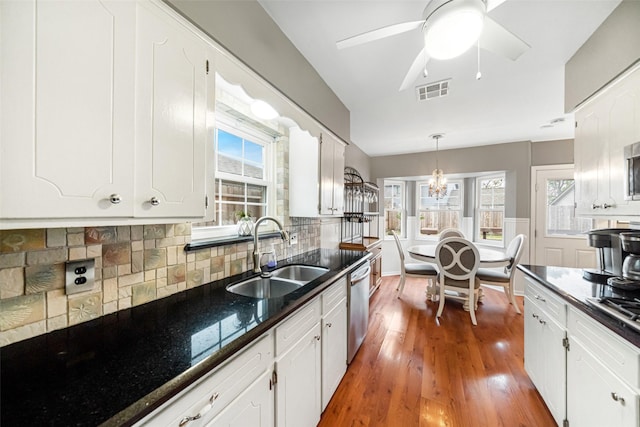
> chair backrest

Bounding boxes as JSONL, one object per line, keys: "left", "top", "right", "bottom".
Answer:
{"left": 439, "top": 228, "right": 464, "bottom": 240}
{"left": 391, "top": 230, "right": 405, "bottom": 264}
{"left": 505, "top": 234, "right": 527, "bottom": 273}
{"left": 436, "top": 237, "right": 480, "bottom": 284}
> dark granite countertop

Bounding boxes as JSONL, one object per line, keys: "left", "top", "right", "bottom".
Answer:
{"left": 0, "top": 249, "right": 370, "bottom": 427}
{"left": 518, "top": 264, "right": 640, "bottom": 348}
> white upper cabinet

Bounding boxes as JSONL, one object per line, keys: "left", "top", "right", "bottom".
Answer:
{"left": 134, "top": 1, "right": 209, "bottom": 218}
{"left": 289, "top": 128, "right": 345, "bottom": 217}
{"left": 319, "top": 132, "right": 345, "bottom": 216}
{"left": 0, "top": 0, "right": 136, "bottom": 219}
{"left": 575, "top": 65, "right": 640, "bottom": 217}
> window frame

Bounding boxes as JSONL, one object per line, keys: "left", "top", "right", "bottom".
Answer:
{"left": 383, "top": 180, "right": 405, "bottom": 239}
{"left": 192, "top": 117, "right": 275, "bottom": 241}
{"left": 415, "top": 179, "right": 464, "bottom": 241}
{"left": 475, "top": 174, "right": 505, "bottom": 246}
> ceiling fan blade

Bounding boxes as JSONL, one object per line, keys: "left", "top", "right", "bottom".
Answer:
{"left": 485, "top": 0, "right": 508, "bottom": 12}
{"left": 336, "top": 20, "right": 424, "bottom": 50}
{"left": 399, "top": 48, "right": 430, "bottom": 92}
{"left": 479, "top": 16, "right": 530, "bottom": 61}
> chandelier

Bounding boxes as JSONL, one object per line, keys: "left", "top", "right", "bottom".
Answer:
{"left": 428, "top": 134, "right": 447, "bottom": 199}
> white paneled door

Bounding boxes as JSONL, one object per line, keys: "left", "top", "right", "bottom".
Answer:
{"left": 532, "top": 166, "right": 596, "bottom": 268}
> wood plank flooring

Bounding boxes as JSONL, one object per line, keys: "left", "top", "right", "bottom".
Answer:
{"left": 318, "top": 275, "right": 556, "bottom": 427}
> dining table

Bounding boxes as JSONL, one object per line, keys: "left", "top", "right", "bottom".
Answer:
{"left": 408, "top": 242, "right": 512, "bottom": 303}
{"left": 407, "top": 242, "right": 512, "bottom": 268}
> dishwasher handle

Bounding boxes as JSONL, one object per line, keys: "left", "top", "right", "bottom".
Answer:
{"left": 351, "top": 264, "right": 371, "bottom": 285}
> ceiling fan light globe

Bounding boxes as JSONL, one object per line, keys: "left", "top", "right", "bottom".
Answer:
{"left": 423, "top": 0, "right": 485, "bottom": 60}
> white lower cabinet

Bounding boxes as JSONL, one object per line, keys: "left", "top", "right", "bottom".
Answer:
{"left": 135, "top": 333, "right": 273, "bottom": 427}
{"left": 321, "top": 277, "right": 348, "bottom": 410}
{"left": 135, "top": 274, "right": 351, "bottom": 427}
{"left": 566, "top": 307, "right": 640, "bottom": 427}
{"left": 206, "top": 370, "right": 274, "bottom": 427}
{"left": 524, "top": 276, "right": 640, "bottom": 427}
{"left": 523, "top": 279, "right": 567, "bottom": 426}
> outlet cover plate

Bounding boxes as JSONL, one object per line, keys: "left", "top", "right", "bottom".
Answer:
{"left": 290, "top": 233, "right": 298, "bottom": 245}
{"left": 65, "top": 259, "right": 96, "bottom": 295}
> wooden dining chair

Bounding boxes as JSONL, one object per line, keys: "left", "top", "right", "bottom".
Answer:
{"left": 391, "top": 230, "right": 438, "bottom": 299}
{"left": 435, "top": 237, "right": 481, "bottom": 325}
{"left": 476, "top": 234, "right": 526, "bottom": 314}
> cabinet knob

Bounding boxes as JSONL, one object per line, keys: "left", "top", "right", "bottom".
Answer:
{"left": 326, "top": 322, "right": 332, "bottom": 328}
{"left": 611, "top": 392, "right": 625, "bottom": 404}
{"left": 314, "top": 335, "right": 321, "bottom": 341}
{"left": 109, "top": 194, "right": 122, "bottom": 205}
{"left": 602, "top": 203, "right": 613, "bottom": 209}
{"left": 149, "top": 197, "right": 160, "bottom": 206}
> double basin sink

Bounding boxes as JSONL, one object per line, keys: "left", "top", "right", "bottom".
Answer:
{"left": 226, "top": 265, "right": 329, "bottom": 299}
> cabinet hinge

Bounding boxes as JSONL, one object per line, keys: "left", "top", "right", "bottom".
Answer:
{"left": 562, "top": 337, "right": 570, "bottom": 351}
{"left": 575, "top": 120, "right": 578, "bottom": 129}
{"left": 534, "top": 229, "right": 537, "bottom": 238}
{"left": 205, "top": 195, "right": 209, "bottom": 209}
{"left": 206, "top": 60, "right": 209, "bottom": 74}
{"left": 269, "top": 370, "right": 278, "bottom": 390}
{"left": 563, "top": 419, "right": 569, "bottom": 427}
{"left": 535, "top": 183, "right": 538, "bottom": 192}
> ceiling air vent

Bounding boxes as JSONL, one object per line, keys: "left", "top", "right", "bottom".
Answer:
{"left": 416, "top": 79, "right": 451, "bottom": 101}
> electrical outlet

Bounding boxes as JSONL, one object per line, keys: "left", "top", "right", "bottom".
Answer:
{"left": 289, "top": 233, "right": 298, "bottom": 246}
{"left": 65, "top": 259, "right": 96, "bottom": 295}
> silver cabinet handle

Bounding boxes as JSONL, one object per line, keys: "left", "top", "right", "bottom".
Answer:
{"left": 602, "top": 203, "right": 613, "bottom": 209}
{"left": 534, "top": 295, "right": 546, "bottom": 302}
{"left": 532, "top": 313, "right": 539, "bottom": 319}
{"left": 538, "top": 319, "right": 547, "bottom": 325}
{"left": 326, "top": 322, "right": 332, "bottom": 328}
{"left": 314, "top": 335, "right": 321, "bottom": 341}
{"left": 178, "top": 392, "right": 219, "bottom": 426}
{"left": 109, "top": 194, "right": 122, "bottom": 204}
{"left": 611, "top": 392, "right": 625, "bottom": 404}
{"left": 591, "top": 203, "right": 600, "bottom": 210}
{"left": 150, "top": 197, "right": 160, "bottom": 206}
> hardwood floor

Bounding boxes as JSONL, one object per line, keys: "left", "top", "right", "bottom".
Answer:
{"left": 319, "top": 275, "right": 556, "bottom": 427}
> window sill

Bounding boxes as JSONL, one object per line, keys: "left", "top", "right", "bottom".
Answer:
{"left": 184, "top": 232, "right": 282, "bottom": 252}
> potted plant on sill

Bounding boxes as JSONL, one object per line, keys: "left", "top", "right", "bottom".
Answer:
{"left": 236, "top": 211, "right": 254, "bottom": 236}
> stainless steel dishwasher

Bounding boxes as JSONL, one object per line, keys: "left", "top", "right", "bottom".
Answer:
{"left": 347, "top": 261, "right": 371, "bottom": 363}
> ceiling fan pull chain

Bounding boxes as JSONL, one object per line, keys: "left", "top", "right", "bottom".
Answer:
{"left": 476, "top": 40, "right": 482, "bottom": 80}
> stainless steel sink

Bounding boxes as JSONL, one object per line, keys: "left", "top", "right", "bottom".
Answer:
{"left": 270, "top": 265, "right": 328, "bottom": 282}
{"left": 226, "top": 277, "right": 304, "bottom": 299}
{"left": 226, "top": 265, "right": 329, "bottom": 299}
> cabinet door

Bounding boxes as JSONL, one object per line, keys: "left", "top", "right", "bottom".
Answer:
{"left": 319, "top": 133, "right": 345, "bottom": 216}
{"left": 321, "top": 300, "right": 347, "bottom": 410}
{"left": 0, "top": 0, "right": 135, "bottom": 218}
{"left": 288, "top": 126, "right": 320, "bottom": 217}
{"left": 574, "top": 108, "right": 602, "bottom": 215}
{"left": 276, "top": 323, "right": 322, "bottom": 427}
{"left": 134, "top": 2, "right": 208, "bottom": 218}
{"left": 524, "top": 297, "right": 566, "bottom": 426}
{"left": 206, "top": 371, "right": 274, "bottom": 427}
{"left": 567, "top": 337, "right": 639, "bottom": 427}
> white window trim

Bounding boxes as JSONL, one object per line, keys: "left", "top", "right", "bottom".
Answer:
{"left": 192, "top": 118, "right": 276, "bottom": 242}
{"left": 475, "top": 174, "right": 505, "bottom": 246}
{"left": 415, "top": 179, "right": 464, "bottom": 241}
{"left": 383, "top": 180, "right": 406, "bottom": 239}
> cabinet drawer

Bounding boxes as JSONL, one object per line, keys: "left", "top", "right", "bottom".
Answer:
{"left": 322, "top": 276, "right": 347, "bottom": 315}
{"left": 568, "top": 306, "right": 640, "bottom": 389}
{"left": 524, "top": 277, "right": 566, "bottom": 326}
{"left": 275, "top": 298, "right": 321, "bottom": 356}
{"left": 136, "top": 333, "right": 273, "bottom": 426}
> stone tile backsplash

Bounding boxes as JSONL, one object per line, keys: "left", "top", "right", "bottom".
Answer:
{"left": 0, "top": 219, "right": 320, "bottom": 347}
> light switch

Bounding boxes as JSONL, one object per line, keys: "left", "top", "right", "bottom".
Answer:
{"left": 65, "top": 259, "right": 95, "bottom": 295}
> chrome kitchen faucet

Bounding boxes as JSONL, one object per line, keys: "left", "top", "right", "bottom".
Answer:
{"left": 253, "top": 216, "right": 290, "bottom": 275}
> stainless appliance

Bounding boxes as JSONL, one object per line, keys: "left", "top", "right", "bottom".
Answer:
{"left": 586, "top": 296, "right": 640, "bottom": 332}
{"left": 347, "top": 261, "right": 371, "bottom": 364}
{"left": 624, "top": 141, "right": 640, "bottom": 201}
{"left": 607, "top": 232, "right": 640, "bottom": 289}
{"left": 583, "top": 228, "right": 629, "bottom": 283}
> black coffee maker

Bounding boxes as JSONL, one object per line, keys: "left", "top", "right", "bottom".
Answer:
{"left": 583, "top": 228, "right": 629, "bottom": 283}
{"left": 607, "top": 232, "right": 640, "bottom": 289}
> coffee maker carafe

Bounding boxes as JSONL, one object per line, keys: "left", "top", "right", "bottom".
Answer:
{"left": 621, "top": 232, "right": 640, "bottom": 280}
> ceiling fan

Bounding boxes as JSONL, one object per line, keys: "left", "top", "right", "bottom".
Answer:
{"left": 336, "top": 0, "right": 530, "bottom": 91}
